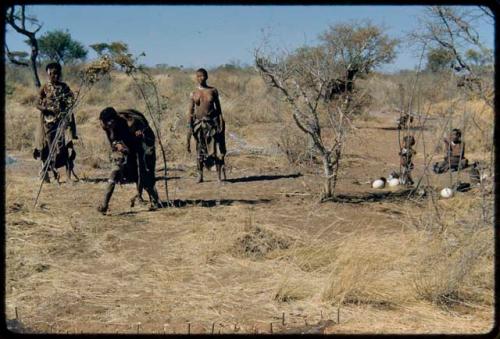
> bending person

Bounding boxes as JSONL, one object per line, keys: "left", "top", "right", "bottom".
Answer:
{"left": 98, "top": 107, "right": 162, "bottom": 214}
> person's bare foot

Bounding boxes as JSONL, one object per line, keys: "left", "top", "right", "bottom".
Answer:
{"left": 97, "top": 204, "right": 108, "bottom": 214}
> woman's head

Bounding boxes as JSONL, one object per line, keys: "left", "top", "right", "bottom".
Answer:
{"left": 46, "top": 62, "right": 62, "bottom": 83}
{"left": 451, "top": 128, "right": 462, "bottom": 142}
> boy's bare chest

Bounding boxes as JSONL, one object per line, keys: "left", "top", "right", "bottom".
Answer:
{"left": 192, "top": 89, "right": 214, "bottom": 105}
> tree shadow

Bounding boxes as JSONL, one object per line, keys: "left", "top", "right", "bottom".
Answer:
{"left": 325, "top": 188, "right": 418, "bottom": 204}
{"left": 161, "top": 198, "right": 272, "bottom": 208}
{"left": 225, "top": 173, "right": 302, "bottom": 183}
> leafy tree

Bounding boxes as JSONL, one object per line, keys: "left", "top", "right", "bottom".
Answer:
{"left": 38, "top": 29, "right": 87, "bottom": 64}
{"left": 426, "top": 47, "right": 454, "bottom": 72}
{"left": 90, "top": 41, "right": 129, "bottom": 57}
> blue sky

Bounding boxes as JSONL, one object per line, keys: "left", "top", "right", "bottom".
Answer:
{"left": 4, "top": 5, "right": 495, "bottom": 72}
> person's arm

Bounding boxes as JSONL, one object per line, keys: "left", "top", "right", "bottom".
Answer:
{"left": 64, "top": 84, "right": 78, "bottom": 140}
{"left": 36, "top": 85, "right": 47, "bottom": 112}
{"left": 100, "top": 121, "right": 127, "bottom": 153}
{"left": 443, "top": 138, "right": 450, "bottom": 158}
{"left": 213, "top": 89, "right": 224, "bottom": 133}
{"left": 186, "top": 93, "right": 195, "bottom": 152}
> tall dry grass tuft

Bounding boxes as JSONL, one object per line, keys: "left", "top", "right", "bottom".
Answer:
{"left": 6, "top": 101, "right": 37, "bottom": 151}
{"left": 274, "top": 276, "right": 315, "bottom": 303}
{"left": 409, "top": 193, "right": 493, "bottom": 309}
{"left": 319, "top": 229, "right": 411, "bottom": 308}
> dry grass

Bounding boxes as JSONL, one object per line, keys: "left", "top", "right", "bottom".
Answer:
{"left": 4, "top": 63, "right": 494, "bottom": 334}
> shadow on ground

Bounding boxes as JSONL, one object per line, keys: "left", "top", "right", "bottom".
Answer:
{"left": 225, "top": 173, "right": 302, "bottom": 183}
{"left": 6, "top": 319, "right": 33, "bottom": 333}
{"left": 367, "top": 126, "right": 431, "bottom": 131}
{"left": 161, "top": 198, "right": 272, "bottom": 208}
{"left": 81, "top": 176, "right": 180, "bottom": 184}
{"left": 325, "top": 188, "right": 419, "bottom": 204}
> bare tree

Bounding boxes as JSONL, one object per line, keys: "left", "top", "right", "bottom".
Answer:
{"left": 412, "top": 6, "right": 494, "bottom": 223}
{"left": 413, "top": 6, "right": 493, "bottom": 108}
{"left": 255, "top": 21, "right": 398, "bottom": 199}
{"left": 5, "top": 5, "right": 42, "bottom": 88}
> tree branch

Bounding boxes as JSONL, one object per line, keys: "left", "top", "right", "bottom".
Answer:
{"left": 5, "top": 44, "right": 29, "bottom": 66}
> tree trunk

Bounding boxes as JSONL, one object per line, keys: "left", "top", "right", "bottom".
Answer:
{"left": 330, "top": 157, "right": 340, "bottom": 197}
{"left": 6, "top": 6, "right": 42, "bottom": 88}
{"left": 29, "top": 39, "right": 41, "bottom": 88}
{"left": 322, "top": 153, "right": 334, "bottom": 199}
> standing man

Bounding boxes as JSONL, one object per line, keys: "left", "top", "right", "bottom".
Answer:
{"left": 187, "top": 68, "right": 226, "bottom": 182}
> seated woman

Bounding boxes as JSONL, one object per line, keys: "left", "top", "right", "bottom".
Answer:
{"left": 433, "top": 128, "right": 469, "bottom": 174}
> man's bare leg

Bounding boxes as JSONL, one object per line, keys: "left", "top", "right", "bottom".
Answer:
{"left": 197, "top": 158, "right": 204, "bottom": 183}
{"left": 98, "top": 180, "right": 115, "bottom": 214}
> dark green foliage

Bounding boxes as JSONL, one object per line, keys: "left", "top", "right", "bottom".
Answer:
{"left": 38, "top": 30, "right": 88, "bottom": 64}
{"left": 426, "top": 47, "right": 454, "bottom": 73}
{"left": 90, "top": 41, "right": 129, "bottom": 57}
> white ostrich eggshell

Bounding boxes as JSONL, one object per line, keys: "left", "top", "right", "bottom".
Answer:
{"left": 372, "top": 179, "right": 385, "bottom": 189}
{"left": 440, "top": 187, "right": 454, "bottom": 198}
{"left": 388, "top": 178, "right": 400, "bottom": 187}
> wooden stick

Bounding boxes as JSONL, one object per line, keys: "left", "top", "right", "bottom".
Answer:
{"left": 211, "top": 322, "right": 215, "bottom": 334}
{"left": 187, "top": 322, "right": 191, "bottom": 335}
{"left": 15, "top": 307, "right": 18, "bottom": 320}
{"left": 282, "top": 312, "right": 285, "bottom": 325}
{"left": 270, "top": 322, "right": 273, "bottom": 334}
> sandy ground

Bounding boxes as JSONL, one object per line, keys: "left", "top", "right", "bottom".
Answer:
{"left": 5, "top": 111, "right": 494, "bottom": 334}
